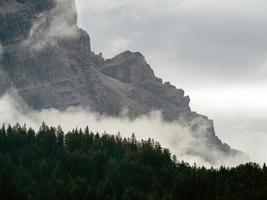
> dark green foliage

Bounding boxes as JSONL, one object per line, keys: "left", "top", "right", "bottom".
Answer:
{"left": 0, "top": 123, "right": 266, "bottom": 200}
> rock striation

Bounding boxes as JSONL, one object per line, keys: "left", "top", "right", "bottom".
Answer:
{"left": 0, "top": 0, "right": 247, "bottom": 163}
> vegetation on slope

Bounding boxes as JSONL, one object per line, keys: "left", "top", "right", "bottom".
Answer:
{"left": 0, "top": 123, "right": 266, "bottom": 200}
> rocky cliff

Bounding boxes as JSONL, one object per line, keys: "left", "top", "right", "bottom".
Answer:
{"left": 0, "top": 0, "right": 246, "bottom": 164}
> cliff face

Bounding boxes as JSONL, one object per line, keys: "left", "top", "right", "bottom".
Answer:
{"left": 0, "top": 0, "right": 246, "bottom": 163}
{"left": 0, "top": 0, "right": 192, "bottom": 119}
{"left": 1, "top": 0, "right": 126, "bottom": 114}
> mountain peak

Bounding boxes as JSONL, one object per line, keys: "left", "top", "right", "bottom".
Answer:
{"left": 102, "top": 50, "right": 155, "bottom": 84}
{"left": 0, "top": 0, "right": 248, "bottom": 164}
{"left": 112, "top": 50, "right": 145, "bottom": 59}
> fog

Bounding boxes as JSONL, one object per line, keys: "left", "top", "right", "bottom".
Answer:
{"left": 0, "top": 92, "right": 249, "bottom": 167}
{"left": 189, "top": 86, "right": 267, "bottom": 164}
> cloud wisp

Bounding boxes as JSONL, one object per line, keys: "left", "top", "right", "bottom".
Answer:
{"left": 22, "top": 0, "right": 78, "bottom": 51}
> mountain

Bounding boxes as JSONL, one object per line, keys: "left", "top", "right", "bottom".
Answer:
{"left": 0, "top": 0, "right": 247, "bottom": 164}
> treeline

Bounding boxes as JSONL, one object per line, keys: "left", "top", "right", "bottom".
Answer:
{"left": 0, "top": 123, "right": 266, "bottom": 200}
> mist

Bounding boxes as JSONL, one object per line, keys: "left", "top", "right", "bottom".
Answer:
{"left": 22, "top": 0, "right": 78, "bottom": 51}
{"left": 189, "top": 86, "right": 267, "bottom": 164}
{"left": 0, "top": 92, "right": 251, "bottom": 167}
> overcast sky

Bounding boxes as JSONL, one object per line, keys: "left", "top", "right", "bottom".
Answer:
{"left": 76, "top": 0, "right": 267, "bottom": 162}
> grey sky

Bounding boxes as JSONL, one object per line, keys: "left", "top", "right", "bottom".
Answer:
{"left": 77, "top": 0, "right": 267, "bottom": 85}
{"left": 76, "top": 0, "right": 267, "bottom": 162}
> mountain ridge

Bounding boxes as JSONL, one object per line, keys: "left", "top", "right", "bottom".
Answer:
{"left": 0, "top": 0, "right": 247, "bottom": 164}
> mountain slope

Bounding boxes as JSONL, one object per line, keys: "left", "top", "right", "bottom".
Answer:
{"left": 0, "top": 0, "right": 247, "bottom": 164}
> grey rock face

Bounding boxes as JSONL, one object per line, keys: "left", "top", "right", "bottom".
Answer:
{"left": 0, "top": 0, "right": 247, "bottom": 163}
{"left": 101, "top": 51, "right": 192, "bottom": 121}
{"left": 101, "top": 51, "right": 155, "bottom": 83}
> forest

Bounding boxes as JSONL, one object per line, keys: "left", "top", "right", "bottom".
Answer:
{"left": 0, "top": 123, "right": 266, "bottom": 200}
